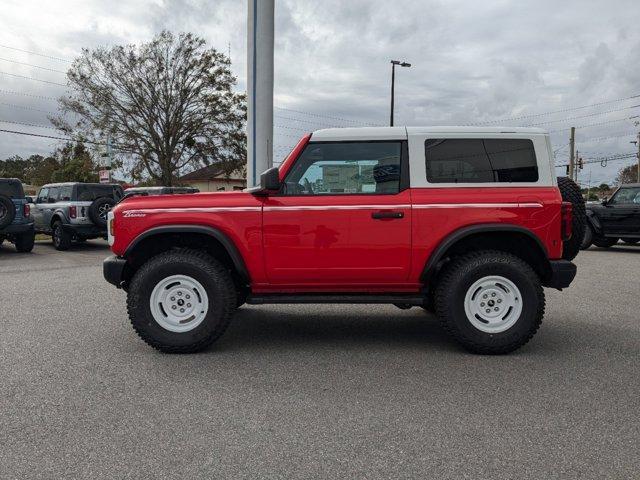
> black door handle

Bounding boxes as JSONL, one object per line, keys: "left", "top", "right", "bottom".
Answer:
{"left": 372, "top": 211, "right": 404, "bottom": 219}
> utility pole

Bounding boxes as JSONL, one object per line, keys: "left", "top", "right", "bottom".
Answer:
{"left": 637, "top": 131, "right": 640, "bottom": 183}
{"left": 389, "top": 60, "right": 411, "bottom": 126}
{"left": 568, "top": 127, "right": 575, "bottom": 181}
{"left": 247, "top": 0, "right": 275, "bottom": 187}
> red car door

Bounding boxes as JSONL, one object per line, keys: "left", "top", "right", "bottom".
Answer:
{"left": 262, "top": 140, "right": 412, "bottom": 289}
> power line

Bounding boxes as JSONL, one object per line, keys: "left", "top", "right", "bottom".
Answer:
{"left": 0, "top": 102, "right": 56, "bottom": 115}
{"left": 0, "top": 44, "right": 71, "bottom": 63}
{"left": 0, "top": 89, "right": 58, "bottom": 101}
{"left": 274, "top": 106, "right": 383, "bottom": 126}
{"left": 555, "top": 153, "right": 636, "bottom": 168}
{"left": 549, "top": 116, "right": 640, "bottom": 133}
{"left": 473, "top": 93, "right": 640, "bottom": 125}
{"left": 0, "top": 71, "right": 67, "bottom": 87}
{"left": 0, "top": 118, "right": 56, "bottom": 130}
{"left": 525, "top": 104, "right": 640, "bottom": 127}
{"left": 0, "top": 57, "right": 66, "bottom": 74}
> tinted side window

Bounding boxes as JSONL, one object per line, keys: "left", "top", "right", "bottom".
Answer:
{"left": 0, "top": 180, "right": 24, "bottom": 198}
{"left": 48, "top": 187, "right": 60, "bottom": 202}
{"left": 37, "top": 188, "right": 49, "bottom": 203}
{"left": 59, "top": 186, "right": 73, "bottom": 201}
{"left": 610, "top": 187, "right": 640, "bottom": 205}
{"left": 283, "top": 142, "right": 402, "bottom": 195}
{"left": 76, "top": 185, "right": 121, "bottom": 201}
{"left": 425, "top": 139, "right": 538, "bottom": 183}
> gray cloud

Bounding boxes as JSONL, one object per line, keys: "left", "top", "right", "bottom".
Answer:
{"left": 1, "top": 0, "right": 639, "bottom": 185}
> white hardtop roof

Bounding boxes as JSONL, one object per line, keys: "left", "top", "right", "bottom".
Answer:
{"left": 311, "top": 126, "right": 548, "bottom": 141}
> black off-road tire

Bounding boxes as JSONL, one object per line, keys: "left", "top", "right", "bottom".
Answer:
{"left": 434, "top": 250, "right": 545, "bottom": 355}
{"left": 557, "top": 176, "right": 586, "bottom": 261}
{"left": 0, "top": 195, "right": 15, "bottom": 229}
{"left": 14, "top": 232, "right": 35, "bottom": 253}
{"left": 127, "top": 248, "right": 236, "bottom": 353}
{"left": 89, "top": 197, "right": 115, "bottom": 227}
{"left": 580, "top": 223, "right": 593, "bottom": 250}
{"left": 622, "top": 238, "right": 639, "bottom": 245}
{"left": 592, "top": 237, "right": 618, "bottom": 248}
{"left": 52, "top": 221, "right": 72, "bottom": 251}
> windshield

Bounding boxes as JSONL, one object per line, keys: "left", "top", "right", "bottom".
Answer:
{"left": 610, "top": 186, "right": 640, "bottom": 205}
{"left": 0, "top": 180, "right": 25, "bottom": 198}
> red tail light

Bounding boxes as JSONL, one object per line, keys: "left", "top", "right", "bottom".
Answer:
{"left": 69, "top": 205, "right": 77, "bottom": 219}
{"left": 23, "top": 203, "right": 30, "bottom": 217}
{"left": 561, "top": 201, "right": 573, "bottom": 241}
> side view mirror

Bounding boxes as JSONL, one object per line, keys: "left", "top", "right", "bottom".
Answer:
{"left": 601, "top": 197, "right": 609, "bottom": 206}
{"left": 25, "top": 196, "right": 34, "bottom": 204}
{"left": 248, "top": 167, "right": 281, "bottom": 195}
{"left": 261, "top": 167, "right": 281, "bottom": 191}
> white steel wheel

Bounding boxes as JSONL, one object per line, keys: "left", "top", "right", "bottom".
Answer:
{"left": 149, "top": 275, "right": 209, "bottom": 333}
{"left": 463, "top": 275, "right": 523, "bottom": 334}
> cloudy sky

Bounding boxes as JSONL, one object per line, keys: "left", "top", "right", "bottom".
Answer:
{"left": 1, "top": 0, "right": 639, "bottom": 185}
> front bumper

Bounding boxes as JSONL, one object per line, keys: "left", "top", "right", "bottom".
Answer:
{"left": 544, "top": 260, "right": 577, "bottom": 290}
{"left": 103, "top": 255, "right": 127, "bottom": 288}
{"left": 1, "top": 222, "right": 34, "bottom": 235}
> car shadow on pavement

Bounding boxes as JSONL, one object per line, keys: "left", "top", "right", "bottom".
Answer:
{"left": 215, "top": 306, "right": 461, "bottom": 354}
{"left": 584, "top": 245, "right": 640, "bottom": 254}
{"left": 34, "top": 239, "right": 111, "bottom": 252}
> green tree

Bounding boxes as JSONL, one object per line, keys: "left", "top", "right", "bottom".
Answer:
{"left": 49, "top": 142, "right": 99, "bottom": 183}
{"left": 597, "top": 183, "right": 610, "bottom": 191}
{"left": 53, "top": 31, "right": 246, "bottom": 186}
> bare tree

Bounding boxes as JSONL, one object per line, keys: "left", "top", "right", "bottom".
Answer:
{"left": 615, "top": 164, "right": 639, "bottom": 185}
{"left": 53, "top": 31, "right": 246, "bottom": 185}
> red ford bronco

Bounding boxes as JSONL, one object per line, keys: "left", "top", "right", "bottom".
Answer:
{"left": 104, "top": 127, "right": 585, "bottom": 354}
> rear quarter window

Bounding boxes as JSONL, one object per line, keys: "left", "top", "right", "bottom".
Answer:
{"left": 425, "top": 138, "right": 539, "bottom": 183}
{"left": 0, "top": 180, "right": 25, "bottom": 198}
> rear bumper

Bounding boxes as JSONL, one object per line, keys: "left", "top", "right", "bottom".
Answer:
{"left": 1, "top": 222, "right": 34, "bottom": 235}
{"left": 63, "top": 223, "right": 106, "bottom": 238}
{"left": 544, "top": 260, "right": 577, "bottom": 290}
{"left": 103, "top": 255, "right": 127, "bottom": 288}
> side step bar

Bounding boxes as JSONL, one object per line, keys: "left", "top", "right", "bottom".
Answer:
{"left": 247, "top": 294, "right": 425, "bottom": 306}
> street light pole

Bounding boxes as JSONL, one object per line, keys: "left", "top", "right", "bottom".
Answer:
{"left": 390, "top": 60, "right": 411, "bottom": 127}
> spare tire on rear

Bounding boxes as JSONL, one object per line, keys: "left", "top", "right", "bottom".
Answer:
{"left": 89, "top": 197, "right": 115, "bottom": 227}
{"left": 0, "top": 195, "right": 16, "bottom": 229}
{"left": 557, "top": 176, "right": 586, "bottom": 261}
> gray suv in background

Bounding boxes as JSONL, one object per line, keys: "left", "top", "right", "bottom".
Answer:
{"left": 0, "top": 178, "right": 35, "bottom": 253}
{"left": 31, "top": 183, "right": 124, "bottom": 251}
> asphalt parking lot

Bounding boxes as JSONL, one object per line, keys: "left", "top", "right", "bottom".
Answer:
{"left": 1, "top": 240, "right": 639, "bottom": 479}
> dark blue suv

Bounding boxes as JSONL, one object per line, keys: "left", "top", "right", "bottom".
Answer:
{"left": 0, "top": 178, "right": 35, "bottom": 253}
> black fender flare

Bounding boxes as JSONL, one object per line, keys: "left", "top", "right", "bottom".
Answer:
{"left": 585, "top": 210, "right": 602, "bottom": 234}
{"left": 124, "top": 225, "right": 250, "bottom": 283}
{"left": 420, "top": 223, "right": 549, "bottom": 284}
{"left": 50, "top": 211, "right": 67, "bottom": 228}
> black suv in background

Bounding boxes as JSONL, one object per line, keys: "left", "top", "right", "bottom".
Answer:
{"left": 0, "top": 178, "right": 35, "bottom": 252}
{"left": 31, "top": 183, "right": 124, "bottom": 250}
{"left": 582, "top": 183, "right": 640, "bottom": 249}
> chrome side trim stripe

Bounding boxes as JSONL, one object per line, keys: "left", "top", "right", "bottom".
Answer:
{"left": 412, "top": 203, "right": 544, "bottom": 209}
{"left": 123, "top": 203, "right": 544, "bottom": 215}
{"left": 124, "top": 207, "right": 262, "bottom": 215}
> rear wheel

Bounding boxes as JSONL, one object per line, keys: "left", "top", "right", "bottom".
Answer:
{"left": 14, "top": 231, "right": 35, "bottom": 253}
{"left": 592, "top": 237, "right": 618, "bottom": 248}
{"left": 557, "top": 177, "right": 586, "bottom": 261}
{"left": 622, "top": 238, "right": 639, "bottom": 245}
{"left": 52, "top": 222, "right": 72, "bottom": 251}
{"left": 127, "top": 249, "right": 236, "bottom": 353}
{"left": 434, "top": 250, "right": 545, "bottom": 354}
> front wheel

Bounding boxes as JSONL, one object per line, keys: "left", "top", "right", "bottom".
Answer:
{"left": 434, "top": 251, "right": 545, "bottom": 354}
{"left": 580, "top": 224, "right": 593, "bottom": 250}
{"left": 127, "top": 249, "right": 236, "bottom": 353}
{"left": 592, "top": 237, "right": 618, "bottom": 248}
